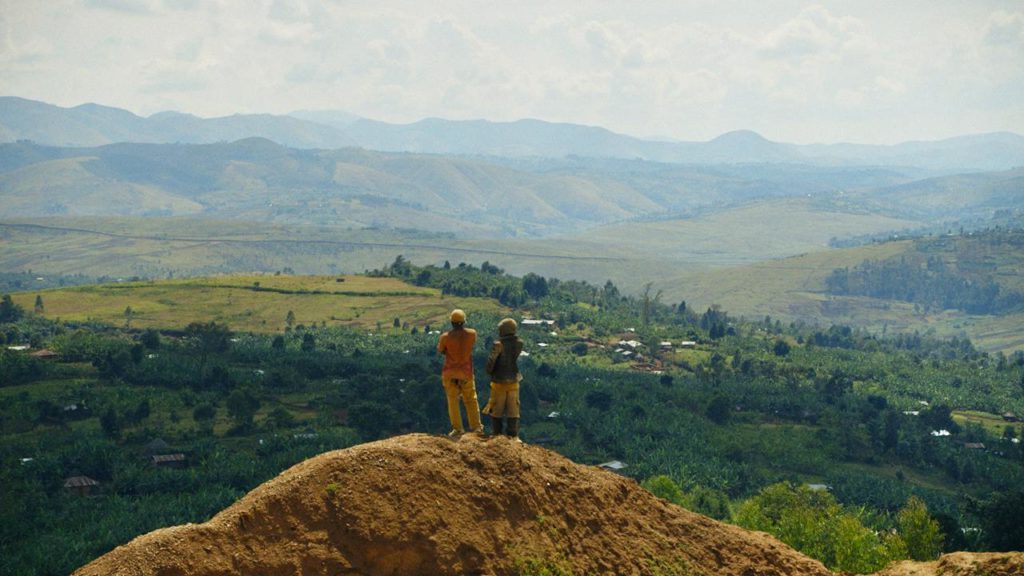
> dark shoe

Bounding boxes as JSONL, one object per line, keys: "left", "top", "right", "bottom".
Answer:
{"left": 506, "top": 418, "right": 519, "bottom": 439}
{"left": 491, "top": 416, "right": 503, "bottom": 436}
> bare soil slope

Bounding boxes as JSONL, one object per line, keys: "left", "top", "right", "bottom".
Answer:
{"left": 874, "top": 552, "right": 1024, "bottom": 576}
{"left": 74, "top": 433, "right": 833, "bottom": 576}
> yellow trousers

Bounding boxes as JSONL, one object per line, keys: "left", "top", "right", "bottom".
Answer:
{"left": 442, "top": 376, "right": 482, "bottom": 432}
{"left": 485, "top": 382, "right": 520, "bottom": 418}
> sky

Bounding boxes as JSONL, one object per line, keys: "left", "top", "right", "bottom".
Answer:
{"left": 1, "top": 0, "right": 1022, "bottom": 145}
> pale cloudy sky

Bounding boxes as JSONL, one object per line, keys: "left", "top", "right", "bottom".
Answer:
{"left": 1, "top": 0, "right": 1022, "bottom": 144}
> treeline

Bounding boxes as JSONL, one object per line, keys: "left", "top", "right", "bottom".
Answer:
{"left": 825, "top": 256, "right": 1020, "bottom": 314}
{"left": 825, "top": 228, "right": 1024, "bottom": 314}
{"left": 372, "top": 255, "right": 691, "bottom": 328}
{"left": 0, "top": 271, "right": 125, "bottom": 293}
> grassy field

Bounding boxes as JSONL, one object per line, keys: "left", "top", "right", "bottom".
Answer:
{"left": 660, "top": 238, "right": 1024, "bottom": 354}
{"left": 12, "top": 274, "right": 504, "bottom": 333}
{"left": 565, "top": 197, "right": 919, "bottom": 268}
{"left": 953, "top": 410, "right": 1022, "bottom": 439}
{"left": 662, "top": 240, "right": 912, "bottom": 313}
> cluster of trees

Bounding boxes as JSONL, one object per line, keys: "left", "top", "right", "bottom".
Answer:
{"left": 825, "top": 229, "right": 1024, "bottom": 314}
{"left": 734, "top": 483, "right": 940, "bottom": 573}
{"left": 375, "top": 256, "right": 692, "bottom": 330}
{"left": 1, "top": 294, "right": 24, "bottom": 323}
{"left": 825, "top": 257, "right": 1019, "bottom": 314}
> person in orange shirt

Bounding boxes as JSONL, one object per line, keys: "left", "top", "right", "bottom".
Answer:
{"left": 437, "top": 309, "right": 483, "bottom": 435}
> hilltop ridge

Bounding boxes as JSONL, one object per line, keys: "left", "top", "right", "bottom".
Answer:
{"left": 4, "top": 96, "right": 1024, "bottom": 170}
{"left": 73, "top": 433, "right": 833, "bottom": 576}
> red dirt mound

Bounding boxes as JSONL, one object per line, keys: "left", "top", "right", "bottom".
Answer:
{"left": 72, "top": 433, "right": 836, "bottom": 575}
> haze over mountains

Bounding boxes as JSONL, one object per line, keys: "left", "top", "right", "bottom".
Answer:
{"left": 3, "top": 96, "right": 1024, "bottom": 172}
{"left": 3, "top": 136, "right": 1021, "bottom": 239}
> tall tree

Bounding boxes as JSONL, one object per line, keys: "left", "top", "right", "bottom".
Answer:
{"left": 898, "top": 497, "right": 942, "bottom": 560}
{"left": 226, "top": 387, "right": 260, "bottom": 431}
{"left": 0, "top": 294, "right": 23, "bottom": 323}
{"left": 185, "top": 321, "right": 232, "bottom": 386}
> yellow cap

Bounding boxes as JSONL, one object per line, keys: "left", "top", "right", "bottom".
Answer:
{"left": 450, "top": 309, "right": 467, "bottom": 324}
{"left": 498, "top": 318, "right": 517, "bottom": 336}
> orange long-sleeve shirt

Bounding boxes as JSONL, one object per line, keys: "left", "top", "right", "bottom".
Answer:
{"left": 437, "top": 326, "right": 476, "bottom": 379}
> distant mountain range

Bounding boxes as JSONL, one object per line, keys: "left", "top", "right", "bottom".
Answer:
{"left": 0, "top": 138, "right": 885, "bottom": 235}
{"left": 2, "top": 137, "right": 1020, "bottom": 239}
{"left": 3, "top": 96, "right": 1023, "bottom": 171}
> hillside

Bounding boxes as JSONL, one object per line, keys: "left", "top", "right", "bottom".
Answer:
{"left": 0, "top": 140, "right": 729, "bottom": 236}
{"left": 73, "top": 433, "right": 833, "bottom": 576}
{"left": 563, "top": 197, "right": 920, "bottom": 267}
{"left": 854, "top": 168, "right": 1024, "bottom": 221}
{"left": 1, "top": 139, "right": 953, "bottom": 238}
{"left": 665, "top": 230, "right": 1024, "bottom": 353}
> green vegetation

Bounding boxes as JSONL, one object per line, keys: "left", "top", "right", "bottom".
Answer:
{"left": 2, "top": 264, "right": 1024, "bottom": 575}
{"left": 511, "top": 555, "right": 574, "bottom": 576}
{"left": 825, "top": 229, "right": 1024, "bottom": 315}
{"left": 669, "top": 227, "right": 1024, "bottom": 353}
{"left": 734, "top": 482, "right": 908, "bottom": 573}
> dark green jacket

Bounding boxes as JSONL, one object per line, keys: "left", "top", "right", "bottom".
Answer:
{"left": 486, "top": 335, "right": 523, "bottom": 384}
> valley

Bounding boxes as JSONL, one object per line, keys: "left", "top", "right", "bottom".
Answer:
{"left": 3, "top": 267, "right": 1024, "bottom": 575}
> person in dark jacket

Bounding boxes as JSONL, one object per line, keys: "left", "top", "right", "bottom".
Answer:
{"left": 484, "top": 317, "right": 524, "bottom": 439}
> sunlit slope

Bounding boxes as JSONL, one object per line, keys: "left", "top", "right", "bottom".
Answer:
{"left": 666, "top": 238, "right": 1024, "bottom": 353}
{"left": 560, "top": 197, "right": 919, "bottom": 265}
{"left": 0, "top": 157, "right": 204, "bottom": 216}
{"left": 12, "top": 274, "right": 503, "bottom": 333}
{"left": 0, "top": 195, "right": 923, "bottom": 299}
{"left": 0, "top": 195, "right": 919, "bottom": 294}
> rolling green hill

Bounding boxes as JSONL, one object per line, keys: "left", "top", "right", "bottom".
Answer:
{"left": 0, "top": 140, "right": 650, "bottom": 235}
{"left": 0, "top": 156, "right": 205, "bottom": 217}
{"left": 0, "top": 194, "right": 922, "bottom": 296}
{"left": 667, "top": 230, "right": 1024, "bottom": 353}
{"left": 0, "top": 139, "right": 947, "bottom": 238}
{"left": 855, "top": 168, "right": 1024, "bottom": 221}
{"left": 561, "top": 197, "right": 920, "bottom": 267}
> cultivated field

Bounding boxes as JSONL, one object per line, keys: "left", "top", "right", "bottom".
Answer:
{"left": 12, "top": 274, "right": 503, "bottom": 333}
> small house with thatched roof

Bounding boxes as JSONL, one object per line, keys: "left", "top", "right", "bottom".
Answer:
{"left": 63, "top": 475, "right": 99, "bottom": 496}
{"left": 150, "top": 454, "right": 187, "bottom": 468}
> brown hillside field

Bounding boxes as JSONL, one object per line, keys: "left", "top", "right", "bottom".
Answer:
{"left": 15, "top": 275, "right": 502, "bottom": 333}
{"left": 75, "top": 433, "right": 835, "bottom": 576}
